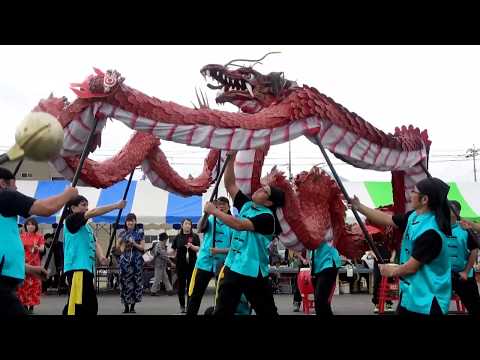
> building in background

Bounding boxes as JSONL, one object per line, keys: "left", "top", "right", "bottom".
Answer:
{"left": 3, "top": 159, "right": 64, "bottom": 180}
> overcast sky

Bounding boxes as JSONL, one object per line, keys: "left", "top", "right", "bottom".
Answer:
{"left": 0, "top": 45, "right": 479, "bottom": 182}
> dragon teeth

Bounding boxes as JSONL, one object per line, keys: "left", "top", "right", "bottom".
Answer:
{"left": 246, "top": 83, "right": 254, "bottom": 97}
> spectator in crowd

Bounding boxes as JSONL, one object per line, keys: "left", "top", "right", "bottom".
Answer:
{"left": 117, "top": 213, "right": 145, "bottom": 314}
{"left": 41, "top": 233, "right": 55, "bottom": 293}
{"left": 171, "top": 218, "right": 200, "bottom": 313}
{"left": 51, "top": 223, "right": 67, "bottom": 294}
{"left": 369, "top": 233, "right": 397, "bottom": 313}
{"left": 17, "top": 217, "right": 45, "bottom": 313}
{"left": 150, "top": 232, "right": 174, "bottom": 296}
{"left": 292, "top": 249, "right": 309, "bottom": 312}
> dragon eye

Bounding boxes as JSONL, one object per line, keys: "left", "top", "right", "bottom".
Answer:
{"left": 245, "top": 73, "right": 255, "bottom": 80}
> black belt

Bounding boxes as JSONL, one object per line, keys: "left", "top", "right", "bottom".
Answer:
{"left": 0, "top": 275, "right": 21, "bottom": 290}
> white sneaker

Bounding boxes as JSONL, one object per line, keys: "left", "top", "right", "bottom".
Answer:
{"left": 373, "top": 305, "right": 379, "bottom": 313}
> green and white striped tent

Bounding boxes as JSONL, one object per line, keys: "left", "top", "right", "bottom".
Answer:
{"left": 343, "top": 181, "right": 480, "bottom": 223}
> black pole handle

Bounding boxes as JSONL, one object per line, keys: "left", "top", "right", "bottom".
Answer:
{"left": 105, "top": 170, "right": 135, "bottom": 259}
{"left": 13, "top": 159, "right": 24, "bottom": 178}
{"left": 198, "top": 153, "right": 232, "bottom": 232}
{"left": 210, "top": 153, "right": 232, "bottom": 202}
{"left": 418, "top": 161, "right": 480, "bottom": 248}
{"left": 315, "top": 140, "right": 385, "bottom": 264}
{"left": 211, "top": 153, "right": 225, "bottom": 251}
{"left": 0, "top": 153, "right": 10, "bottom": 165}
{"left": 43, "top": 119, "right": 99, "bottom": 271}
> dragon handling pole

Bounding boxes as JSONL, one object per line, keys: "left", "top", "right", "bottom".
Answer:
{"left": 43, "top": 119, "right": 99, "bottom": 270}
{"left": 315, "top": 139, "right": 385, "bottom": 264}
{"left": 105, "top": 170, "right": 135, "bottom": 259}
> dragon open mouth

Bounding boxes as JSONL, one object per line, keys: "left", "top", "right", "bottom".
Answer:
{"left": 201, "top": 67, "right": 254, "bottom": 101}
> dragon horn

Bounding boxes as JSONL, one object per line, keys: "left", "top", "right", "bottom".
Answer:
{"left": 224, "top": 51, "right": 282, "bottom": 67}
{"left": 70, "top": 87, "right": 84, "bottom": 98}
{"left": 195, "top": 87, "right": 203, "bottom": 107}
{"left": 200, "top": 89, "right": 208, "bottom": 108}
{"left": 93, "top": 67, "right": 104, "bottom": 76}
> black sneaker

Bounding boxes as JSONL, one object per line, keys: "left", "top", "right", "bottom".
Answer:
{"left": 293, "top": 302, "right": 300, "bottom": 312}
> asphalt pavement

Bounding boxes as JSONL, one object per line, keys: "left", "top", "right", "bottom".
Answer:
{"left": 29, "top": 291, "right": 466, "bottom": 316}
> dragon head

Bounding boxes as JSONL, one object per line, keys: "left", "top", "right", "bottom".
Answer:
{"left": 200, "top": 53, "right": 297, "bottom": 114}
{"left": 70, "top": 68, "right": 125, "bottom": 99}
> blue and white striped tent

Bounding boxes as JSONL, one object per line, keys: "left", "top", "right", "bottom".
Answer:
{"left": 16, "top": 180, "right": 229, "bottom": 225}
{"left": 17, "top": 180, "right": 480, "bottom": 225}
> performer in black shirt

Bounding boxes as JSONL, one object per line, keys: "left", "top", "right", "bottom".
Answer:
{"left": 0, "top": 167, "right": 78, "bottom": 317}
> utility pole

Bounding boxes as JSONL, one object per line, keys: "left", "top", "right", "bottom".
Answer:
{"left": 466, "top": 145, "right": 479, "bottom": 182}
{"left": 288, "top": 140, "right": 292, "bottom": 181}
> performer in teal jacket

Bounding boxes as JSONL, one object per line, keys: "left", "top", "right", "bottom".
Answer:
{"left": 186, "top": 197, "right": 233, "bottom": 316}
{"left": 205, "top": 151, "right": 285, "bottom": 317}
{"left": 0, "top": 167, "right": 78, "bottom": 318}
{"left": 447, "top": 200, "right": 480, "bottom": 316}
{"left": 62, "top": 195, "right": 125, "bottom": 316}
{"left": 351, "top": 177, "right": 452, "bottom": 316}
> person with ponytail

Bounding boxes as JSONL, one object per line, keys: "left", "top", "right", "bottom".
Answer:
{"left": 350, "top": 177, "right": 452, "bottom": 316}
{"left": 62, "top": 195, "right": 125, "bottom": 316}
{"left": 204, "top": 151, "right": 284, "bottom": 316}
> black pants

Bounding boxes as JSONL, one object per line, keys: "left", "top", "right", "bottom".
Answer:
{"left": 186, "top": 268, "right": 215, "bottom": 316}
{"left": 214, "top": 266, "right": 278, "bottom": 317}
{"left": 372, "top": 260, "right": 393, "bottom": 306}
{"left": 397, "top": 295, "right": 443, "bottom": 316}
{"left": 293, "top": 279, "right": 302, "bottom": 303}
{"left": 177, "top": 266, "right": 194, "bottom": 308}
{"left": 312, "top": 267, "right": 338, "bottom": 316}
{"left": 0, "top": 277, "right": 26, "bottom": 318}
{"left": 293, "top": 265, "right": 308, "bottom": 303}
{"left": 452, "top": 273, "right": 480, "bottom": 316}
{"left": 62, "top": 270, "right": 98, "bottom": 316}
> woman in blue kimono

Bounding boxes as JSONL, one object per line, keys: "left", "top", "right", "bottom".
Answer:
{"left": 117, "top": 213, "right": 145, "bottom": 313}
